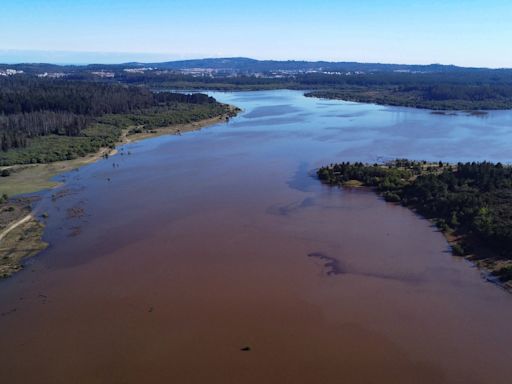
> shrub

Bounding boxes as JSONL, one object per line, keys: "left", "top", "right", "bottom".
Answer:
{"left": 451, "top": 243, "right": 467, "bottom": 256}
{"left": 382, "top": 191, "right": 401, "bottom": 203}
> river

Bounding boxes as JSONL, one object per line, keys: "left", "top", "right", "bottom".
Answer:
{"left": 1, "top": 90, "right": 512, "bottom": 383}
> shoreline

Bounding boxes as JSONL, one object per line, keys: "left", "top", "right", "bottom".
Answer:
{"left": 0, "top": 146, "right": 118, "bottom": 197}
{"left": 0, "top": 104, "right": 239, "bottom": 197}
{"left": 0, "top": 105, "right": 239, "bottom": 279}
{"left": 440, "top": 227, "right": 512, "bottom": 292}
{"left": 152, "top": 86, "right": 512, "bottom": 111}
{"left": 304, "top": 90, "right": 512, "bottom": 111}
{"left": 120, "top": 105, "right": 239, "bottom": 145}
{"left": 331, "top": 176, "right": 512, "bottom": 293}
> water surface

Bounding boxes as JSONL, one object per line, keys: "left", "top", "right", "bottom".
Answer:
{"left": 1, "top": 90, "right": 512, "bottom": 383}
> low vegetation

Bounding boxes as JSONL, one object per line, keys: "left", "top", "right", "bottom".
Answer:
{"left": 0, "top": 198, "right": 47, "bottom": 278}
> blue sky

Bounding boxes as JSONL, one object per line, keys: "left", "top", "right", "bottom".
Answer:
{"left": 1, "top": 0, "right": 511, "bottom": 67}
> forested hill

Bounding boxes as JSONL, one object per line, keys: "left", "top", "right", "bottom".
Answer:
{"left": 143, "top": 57, "right": 470, "bottom": 73}
{"left": 0, "top": 78, "right": 227, "bottom": 165}
{"left": 4, "top": 57, "right": 512, "bottom": 74}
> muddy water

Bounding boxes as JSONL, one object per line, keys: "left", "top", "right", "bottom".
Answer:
{"left": 1, "top": 90, "right": 512, "bottom": 383}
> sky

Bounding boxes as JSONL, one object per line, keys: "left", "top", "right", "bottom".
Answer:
{"left": 1, "top": 0, "right": 511, "bottom": 67}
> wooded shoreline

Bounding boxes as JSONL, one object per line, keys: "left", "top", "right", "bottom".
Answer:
{"left": 0, "top": 106, "right": 239, "bottom": 279}
{"left": 317, "top": 160, "right": 512, "bottom": 291}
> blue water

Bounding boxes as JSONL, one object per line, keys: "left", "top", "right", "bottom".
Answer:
{"left": 207, "top": 90, "right": 512, "bottom": 164}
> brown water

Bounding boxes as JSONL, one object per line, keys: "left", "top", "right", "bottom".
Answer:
{"left": 1, "top": 90, "right": 512, "bottom": 383}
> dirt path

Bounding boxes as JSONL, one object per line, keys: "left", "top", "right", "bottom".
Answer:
{"left": 0, "top": 214, "right": 32, "bottom": 243}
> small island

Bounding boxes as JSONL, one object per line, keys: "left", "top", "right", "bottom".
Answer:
{"left": 317, "top": 160, "right": 512, "bottom": 290}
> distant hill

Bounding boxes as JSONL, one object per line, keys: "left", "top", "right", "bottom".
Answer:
{"left": 139, "top": 57, "right": 472, "bottom": 73}
{"left": 2, "top": 57, "right": 510, "bottom": 74}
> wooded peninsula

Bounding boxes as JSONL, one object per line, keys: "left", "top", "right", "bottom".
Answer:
{"left": 318, "top": 160, "right": 512, "bottom": 290}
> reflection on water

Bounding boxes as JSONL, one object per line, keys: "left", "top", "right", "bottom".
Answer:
{"left": 1, "top": 90, "right": 512, "bottom": 384}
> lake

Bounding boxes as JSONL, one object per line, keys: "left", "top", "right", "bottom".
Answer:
{"left": 1, "top": 90, "right": 512, "bottom": 383}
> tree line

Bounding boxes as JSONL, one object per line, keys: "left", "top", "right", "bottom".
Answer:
{"left": 113, "top": 71, "right": 512, "bottom": 109}
{"left": 0, "top": 77, "right": 217, "bottom": 152}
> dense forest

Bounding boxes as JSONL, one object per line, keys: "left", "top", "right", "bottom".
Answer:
{"left": 317, "top": 160, "right": 512, "bottom": 285}
{"left": 0, "top": 77, "right": 226, "bottom": 165}
{"left": 113, "top": 71, "right": 512, "bottom": 110}
{"left": 3, "top": 58, "right": 512, "bottom": 110}
{"left": 304, "top": 84, "right": 512, "bottom": 110}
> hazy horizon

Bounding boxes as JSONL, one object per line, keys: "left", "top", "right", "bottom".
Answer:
{"left": 0, "top": 49, "right": 510, "bottom": 69}
{"left": 1, "top": 0, "right": 511, "bottom": 68}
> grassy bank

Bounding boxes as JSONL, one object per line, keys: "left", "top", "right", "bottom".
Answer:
{"left": 0, "top": 104, "right": 238, "bottom": 197}
{"left": 0, "top": 147, "right": 116, "bottom": 197}
{"left": 0, "top": 198, "right": 48, "bottom": 278}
